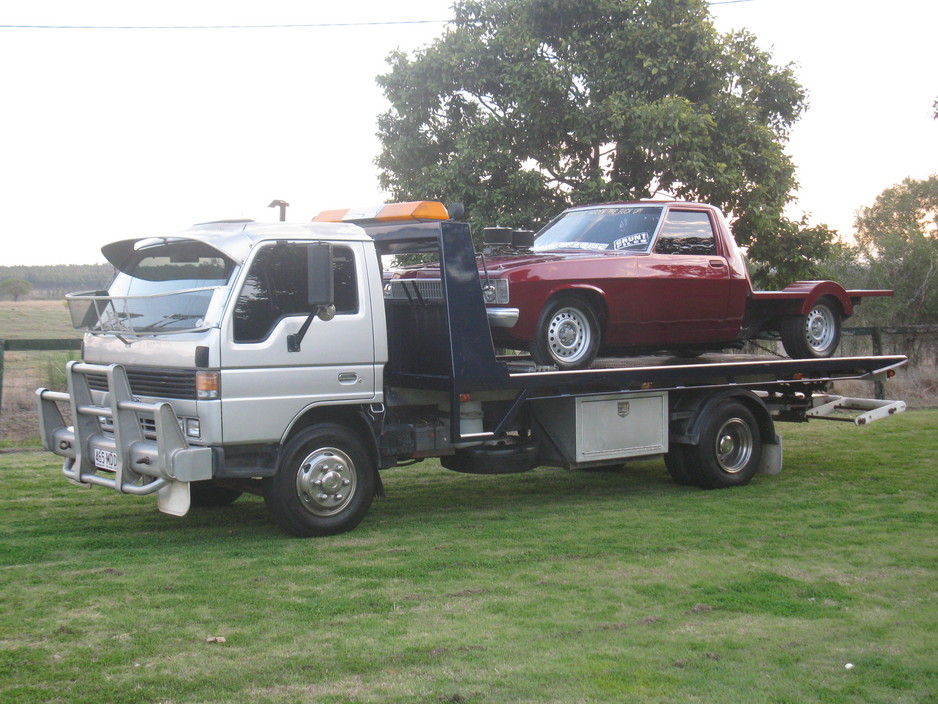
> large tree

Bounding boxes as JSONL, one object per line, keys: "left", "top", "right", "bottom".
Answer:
{"left": 377, "top": 0, "right": 821, "bottom": 282}
{"left": 845, "top": 175, "right": 938, "bottom": 326}
{"left": 0, "top": 278, "right": 33, "bottom": 302}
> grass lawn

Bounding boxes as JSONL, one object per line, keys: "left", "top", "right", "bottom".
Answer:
{"left": 0, "top": 410, "right": 935, "bottom": 703}
{"left": 0, "top": 300, "right": 82, "bottom": 443}
{"left": 0, "top": 300, "right": 79, "bottom": 340}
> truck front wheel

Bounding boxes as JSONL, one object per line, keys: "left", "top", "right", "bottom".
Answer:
{"left": 266, "top": 424, "right": 376, "bottom": 537}
{"left": 685, "top": 401, "right": 762, "bottom": 489}
{"left": 780, "top": 299, "right": 842, "bottom": 358}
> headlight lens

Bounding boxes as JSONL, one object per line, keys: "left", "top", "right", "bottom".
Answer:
{"left": 481, "top": 278, "right": 509, "bottom": 304}
{"left": 185, "top": 417, "right": 201, "bottom": 438}
{"left": 195, "top": 371, "right": 220, "bottom": 400}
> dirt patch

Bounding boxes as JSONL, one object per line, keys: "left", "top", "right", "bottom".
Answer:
{"left": 833, "top": 363, "right": 937, "bottom": 409}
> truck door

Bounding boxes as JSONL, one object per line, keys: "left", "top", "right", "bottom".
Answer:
{"left": 633, "top": 207, "right": 731, "bottom": 343}
{"left": 219, "top": 240, "right": 379, "bottom": 443}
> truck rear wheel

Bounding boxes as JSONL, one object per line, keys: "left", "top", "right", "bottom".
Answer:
{"left": 664, "top": 446, "right": 697, "bottom": 485}
{"left": 685, "top": 401, "right": 761, "bottom": 489}
{"left": 780, "top": 299, "right": 842, "bottom": 358}
{"left": 266, "top": 424, "right": 375, "bottom": 537}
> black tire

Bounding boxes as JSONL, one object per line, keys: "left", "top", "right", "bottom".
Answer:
{"left": 780, "top": 299, "right": 842, "bottom": 358}
{"left": 265, "top": 424, "right": 376, "bottom": 537}
{"left": 664, "top": 446, "right": 697, "bottom": 485}
{"left": 190, "top": 481, "right": 243, "bottom": 508}
{"left": 684, "top": 401, "right": 762, "bottom": 489}
{"left": 440, "top": 437, "right": 539, "bottom": 474}
{"left": 530, "top": 295, "right": 601, "bottom": 370}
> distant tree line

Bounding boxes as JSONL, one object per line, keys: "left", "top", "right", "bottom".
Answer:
{"left": 0, "top": 264, "right": 114, "bottom": 299}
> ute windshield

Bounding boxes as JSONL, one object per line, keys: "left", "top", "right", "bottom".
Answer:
{"left": 532, "top": 206, "right": 663, "bottom": 252}
{"left": 68, "top": 240, "right": 236, "bottom": 335}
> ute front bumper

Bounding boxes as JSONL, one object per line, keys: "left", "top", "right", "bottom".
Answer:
{"left": 36, "top": 361, "right": 214, "bottom": 516}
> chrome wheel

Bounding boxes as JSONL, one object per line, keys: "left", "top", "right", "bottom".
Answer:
{"left": 714, "top": 417, "right": 754, "bottom": 474}
{"left": 295, "top": 446, "right": 357, "bottom": 517}
{"left": 686, "top": 400, "right": 763, "bottom": 489}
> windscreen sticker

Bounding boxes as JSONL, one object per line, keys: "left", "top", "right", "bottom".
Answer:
{"left": 613, "top": 232, "right": 650, "bottom": 250}
{"left": 533, "top": 241, "right": 608, "bottom": 251}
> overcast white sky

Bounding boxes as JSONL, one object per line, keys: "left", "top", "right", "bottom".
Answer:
{"left": 1, "top": 0, "right": 935, "bottom": 266}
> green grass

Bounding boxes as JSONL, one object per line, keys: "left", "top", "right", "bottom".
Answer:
{"left": 0, "top": 300, "right": 79, "bottom": 340}
{"left": 1, "top": 410, "right": 936, "bottom": 703}
{"left": 0, "top": 300, "right": 83, "bottom": 444}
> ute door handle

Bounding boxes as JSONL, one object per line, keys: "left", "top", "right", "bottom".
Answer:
{"left": 338, "top": 372, "right": 360, "bottom": 384}
{"left": 709, "top": 259, "right": 726, "bottom": 268}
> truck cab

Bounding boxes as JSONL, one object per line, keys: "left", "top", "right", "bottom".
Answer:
{"left": 75, "top": 220, "right": 387, "bottom": 450}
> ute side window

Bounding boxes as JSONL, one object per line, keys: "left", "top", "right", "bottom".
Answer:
{"left": 233, "top": 243, "right": 358, "bottom": 343}
{"left": 653, "top": 210, "right": 717, "bottom": 256}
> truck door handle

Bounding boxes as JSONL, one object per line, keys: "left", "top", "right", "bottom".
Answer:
{"left": 338, "top": 373, "right": 360, "bottom": 384}
{"left": 709, "top": 259, "right": 726, "bottom": 268}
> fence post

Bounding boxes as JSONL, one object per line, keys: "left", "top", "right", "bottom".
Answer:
{"left": 870, "top": 327, "right": 885, "bottom": 400}
{"left": 0, "top": 340, "right": 5, "bottom": 419}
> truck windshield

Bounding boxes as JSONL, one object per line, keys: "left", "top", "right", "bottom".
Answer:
{"left": 68, "top": 240, "right": 235, "bottom": 335}
{"left": 533, "top": 206, "right": 663, "bottom": 252}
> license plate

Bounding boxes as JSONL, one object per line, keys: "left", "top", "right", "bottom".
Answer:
{"left": 93, "top": 448, "right": 119, "bottom": 471}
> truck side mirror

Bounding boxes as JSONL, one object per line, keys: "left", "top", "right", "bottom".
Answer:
{"left": 307, "top": 242, "right": 334, "bottom": 308}
{"left": 287, "top": 243, "right": 336, "bottom": 352}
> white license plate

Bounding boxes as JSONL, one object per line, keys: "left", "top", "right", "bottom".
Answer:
{"left": 93, "top": 448, "right": 119, "bottom": 471}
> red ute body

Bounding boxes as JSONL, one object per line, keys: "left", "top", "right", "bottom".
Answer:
{"left": 396, "top": 201, "right": 890, "bottom": 365}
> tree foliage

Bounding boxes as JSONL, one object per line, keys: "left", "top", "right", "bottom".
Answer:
{"left": 0, "top": 264, "right": 112, "bottom": 298}
{"left": 0, "top": 278, "right": 33, "bottom": 302}
{"left": 377, "top": 0, "right": 824, "bottom": 282}
{"left": 837, "top": 175, "right": 938, "bottom": 326}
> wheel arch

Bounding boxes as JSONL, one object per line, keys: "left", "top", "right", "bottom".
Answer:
{"left": 281, "top": 403, "right": 384, "bottom": 496}
{"left": 671, "top": 389, "right": 777, "bottom": 448}
{"left": 782, "top": 281, "right": 853, "bottom": 317}
{"left": 544, "top": 285, "right": 609, "bottom": 333}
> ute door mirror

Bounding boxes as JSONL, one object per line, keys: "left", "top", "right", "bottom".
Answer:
{"left": 287, "top": 242, "right": 336, "bottom": 352}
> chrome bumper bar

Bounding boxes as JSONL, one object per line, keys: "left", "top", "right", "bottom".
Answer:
{"left": 486, "top": 307, "right": 520, "bottom": 328}
{"left": 36, "top": 361, "right": 213, "bottom": 515}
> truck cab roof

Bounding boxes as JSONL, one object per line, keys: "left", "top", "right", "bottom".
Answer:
{"left": 101, "top": 220, "right": 371, "bottom": 269}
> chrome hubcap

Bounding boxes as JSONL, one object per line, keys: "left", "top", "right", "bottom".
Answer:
{"left": 805, "top": 305, "right": 836, "bottom": 352}
{"left": 547, "top": 307, "right": 591, "bottom": 363}
{"left": 295, "top": 447, "right": 356, "bottom": 516}
{"left": 714, "top": 418, "right": 753, "bottom": 474}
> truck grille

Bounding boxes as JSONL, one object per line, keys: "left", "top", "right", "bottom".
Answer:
{"left": 86, "top": 367, "right": 198, "bottom": 400}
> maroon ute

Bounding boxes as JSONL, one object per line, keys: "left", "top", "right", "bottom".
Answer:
{"left": 395, "top": 201, "right": 891, "bottom": 369}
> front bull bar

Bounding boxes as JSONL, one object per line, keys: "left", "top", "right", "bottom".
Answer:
{"left": 36, "top": 361, "right": 213, "bottom": 516}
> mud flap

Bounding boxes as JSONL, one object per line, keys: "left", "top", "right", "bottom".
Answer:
{"left": 157, "top": 481, "right": 191, "bottom": 516}
{"left": 758, "top": 436, "right": 783, "bottom": 475}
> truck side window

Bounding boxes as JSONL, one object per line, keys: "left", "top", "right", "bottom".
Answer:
{"left": 233, "top": 244, "right": 358, "bottom": 343}
{"left": 653, "top": 211, "right": 717, "bottom": 256}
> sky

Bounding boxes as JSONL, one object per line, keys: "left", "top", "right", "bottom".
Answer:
{"left": 1, "top": 0, "right": 935, "bottom": 266}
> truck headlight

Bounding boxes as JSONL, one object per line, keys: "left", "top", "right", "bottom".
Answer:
{"left": 185, "top": 418, "right": 201, "bottom": 438}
